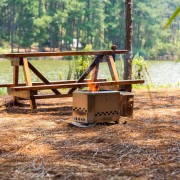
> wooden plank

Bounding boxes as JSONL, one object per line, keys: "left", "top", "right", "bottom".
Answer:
{"left": 28, "top": 61, "right": 61, "bottom": 95}
{"left": 68, "top": 55, "right": 100, "bottom": 94}
{"left": 22, "top": 58, "right": 37, "bottom": 110}
{"left": 11, "top": 80, "right": 145, "bottom": 91}
{"left": 34, "top": 94, "right": 72, "bottom": 99}
{"left": 0, "top": 78, "right": 107, "bottom": 88}
{"left": 0, "top": 50, "right": 127, "bottom": 58}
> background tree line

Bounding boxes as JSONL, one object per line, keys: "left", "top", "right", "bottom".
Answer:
{"left": 0, "top": 0, "right": 179, "bottom": 59}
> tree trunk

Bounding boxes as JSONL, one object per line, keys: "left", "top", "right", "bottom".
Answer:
{"left": 124, "top": 0, "right": 133, "bottom": 80}
{"left": 18, "top": 31, "right": 20, "bottom": 53}
{"left": 38, "top": 0, "right": 43, "bottom": 18}
{"left": 50, "top": 26, "right": 53, "bottom": 52}
{"left": 124, "top": 0, "right": 133, "bottom": 91}
{"left": 76, "top": 24, "right": 80, "bottom": 51}
{"left": 86, "top": 0, "right": 90, "bottom": 44}
{"left": 10, "top": 0, "right": 15, "bottom": 53}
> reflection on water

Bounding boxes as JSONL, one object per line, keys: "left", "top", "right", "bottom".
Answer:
{"left": 0, "top": 59, "right": 180, "bottom": 86}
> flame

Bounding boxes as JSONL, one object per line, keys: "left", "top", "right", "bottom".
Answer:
{"left": 88, "top": 81, "right": 99, "bottom": 92}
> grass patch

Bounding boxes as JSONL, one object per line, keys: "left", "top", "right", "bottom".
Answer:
{"left": 133, "top": 82, "right": 180, "bottom": 90}
{"left": 0, "top": 88, "right": 7, "bottom": 96}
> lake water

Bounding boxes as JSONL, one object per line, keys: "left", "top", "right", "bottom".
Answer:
{"left": 0, "top": 59, "right": 180, "bottom": 87}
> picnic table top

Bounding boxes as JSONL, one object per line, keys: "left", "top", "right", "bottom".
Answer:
{"left": 0, "top": 50, "right": 127, "bottom": 58}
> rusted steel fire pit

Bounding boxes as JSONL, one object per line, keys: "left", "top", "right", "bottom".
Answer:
{"left": 72, "top": 90, "right": 120, "bottom": 124}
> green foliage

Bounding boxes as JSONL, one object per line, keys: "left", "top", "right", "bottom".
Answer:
{"left": 133, "top": 81, "right": 180, "bottom": 90}
{"left": 0, "top": 0, "right": 179, "bottom": 59}
{"left": 73, "top": 44, "right": 92, "bottom": 79}
{"left": 132, "top": 54, "right": 151, "bottom": 82}
{"left": 59, "top": 71, "right": 63, "bottom": 80}
{"left": 0, "top": 88, "right": 6, "bottom": 96}
{"left": 66, "top": 61, "right": 73, "bottom": 80}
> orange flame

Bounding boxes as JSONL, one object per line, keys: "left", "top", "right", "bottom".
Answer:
{"left": 88, "top": 82, "right": 99, "bottom": 92}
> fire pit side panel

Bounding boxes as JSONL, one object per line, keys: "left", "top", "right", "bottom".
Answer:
{"left": 87, "top": 95, "right": 95, "bottom": 123}
{"left": 72, "top": 92, "right": 88, "bottom": 123}
{"left": 94, "top": 92, "right": 120, "bottom": 123}
{"left": 73, "top": 91, "right": 120, "bottom": 124}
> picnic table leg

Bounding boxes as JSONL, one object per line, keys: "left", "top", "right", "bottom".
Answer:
{"left": 22, "top": 58, "right": 37, "bottom": 110}
{"left": 68, "top": 55, "right": 103, "bottom": 94}
{"left": 13, "top": 65, "right": 19, "bottom": 105}
{"left": 106, "top": 55, "right": 121, "bottom": 90}
{"left": 27, "top": 61, "right": 61, "bottom": 95}
{"left": 90, "top": 61, "right": 99, "bottom": 82}
{"left": 106, "top": 55, "right": 119, "bottom": 81}
{"left": 90, "top": 61, "right": 100, "bottom": 91}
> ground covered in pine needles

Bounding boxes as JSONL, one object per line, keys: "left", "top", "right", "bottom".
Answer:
{"left": 0, "top": 88, "right": 179, "bottom": 180}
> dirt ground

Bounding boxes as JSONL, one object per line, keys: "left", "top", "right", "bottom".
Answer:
{"left": 0, "top": 88, "right": 179, "bottom": 180}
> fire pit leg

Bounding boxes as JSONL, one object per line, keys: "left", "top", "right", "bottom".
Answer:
{"left": 115, "top": 119, "right": 120, "bottom": 124}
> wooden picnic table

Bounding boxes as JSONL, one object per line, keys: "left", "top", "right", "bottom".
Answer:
{"left": 0, "top": 49, "right": 144, "bottom": 110}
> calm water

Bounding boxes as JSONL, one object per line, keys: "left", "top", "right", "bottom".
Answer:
{"left": 147, "top": 61, "right": 180, "bottom": 85}
{"left": 0, "top": 59, "right": 180, "bottom": 86}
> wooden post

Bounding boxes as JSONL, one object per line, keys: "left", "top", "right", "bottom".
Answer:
{"left": 90, "top": 60, "right": 100, "bottom": 91}
{"left": 22, "top": 58, "right": 37, "bottom": 110}
{"left": 12, "top": 61, "right": 19, "bottom": 105}
{"left": 90, "top": 61, "right": 99, "bottom": 82}
{"left": 106, "top": 55, "right": 119, "bottom": 81}
{"left": 106, "top": 55, "right": 120, "bottom": 90}
{"left": 124, "top": 0, "right": 133, "bottom": 92}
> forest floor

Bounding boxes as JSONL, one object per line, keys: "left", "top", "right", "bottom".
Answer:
{"left": 0, "top": 88, "right": 179, "bottom": 180}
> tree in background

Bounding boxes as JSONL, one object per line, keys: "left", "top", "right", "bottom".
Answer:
{"left": 0, "top": 0, "right": 179, "bottom": 60}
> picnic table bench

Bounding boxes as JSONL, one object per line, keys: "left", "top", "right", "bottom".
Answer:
{"left": 0, "top": 49, "right": 144, "bottom": 111}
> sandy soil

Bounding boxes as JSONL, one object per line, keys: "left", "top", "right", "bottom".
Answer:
{"left": 0, "top": 88, "right": 179, "bottom": 180}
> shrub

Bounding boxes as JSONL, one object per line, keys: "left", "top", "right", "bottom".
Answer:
{"left": 73, "top": 44, "right": 92, "bottom": 79}
{"left": 132, "top": 54, "right": 152, "bottom": 82}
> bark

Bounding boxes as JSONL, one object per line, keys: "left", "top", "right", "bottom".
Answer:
{"left": 76, "top": 22, "right": 80, "bottom": 51}
{"left": 50, "top": 26, "right": 53, "bottom": 52}
{"left": 38, "top": 0, "right": 43, "bottom": 17}
{"left": 124, "top": 0, "right": 133, "bottom": 80}
{"left": 10, "top": 0, "right": 15, "bottom": 53}
{"left": 86, "top": 0, "right": 90, "bottom": 43}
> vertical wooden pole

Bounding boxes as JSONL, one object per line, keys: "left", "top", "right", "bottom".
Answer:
{"left": 90, "top": 61, "right": 99, "bottom": 82}
{"left": 106, "top": 55, "right": 120, "bottom": 90}
{"left": 22, "top": 58, "right": 37, "bottom": 110}
{"left": 124, "top": 0, "right": 133, "bottom": 92}
{"left": 13, "top": 64, "right": 19, "bottom": 105}
{"left": 90, "top": 61, "right": 100, "bottom": 91}
{"left": 106, "top": 55, "right": 120, "bottom": 81}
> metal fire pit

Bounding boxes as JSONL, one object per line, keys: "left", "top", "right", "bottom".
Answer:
{"left": 72, "top": 91, "right": 120, "bottom": 124}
